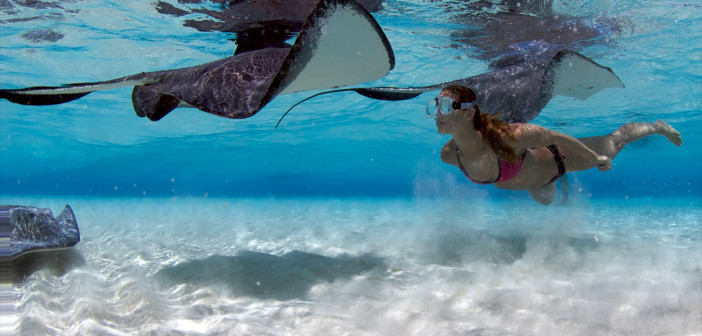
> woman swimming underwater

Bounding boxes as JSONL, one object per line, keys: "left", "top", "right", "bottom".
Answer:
{"left": 430, "top": 85, "right": 683, "bottom": 205}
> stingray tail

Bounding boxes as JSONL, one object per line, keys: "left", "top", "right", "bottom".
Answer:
{"left": 275, "top": 89, "right": 356, "bottom": 128}
{"left": 0, "top": 77, "right": 160, "bottom": 106}
{"left": 275, "top": 86, "right": 434, "bottom": 128}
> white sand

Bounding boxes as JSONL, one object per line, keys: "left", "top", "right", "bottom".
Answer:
{"left": 3, "top": 196, "right": 700, "bottom": 335}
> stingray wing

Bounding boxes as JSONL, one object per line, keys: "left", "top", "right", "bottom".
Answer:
{"left": 138, "top": 0, "right": 395, "bottom": 120}
{"left": 0, "top": 78, "right": 159, "bottom": 106}
{"left": 2, "top": 205, "right": 80, "bottom": 259}
{"left": 260, "top": 0, "right": 395, "bottom": 108}
{"left": 0, "top": 0, "right": 395, "bottom": 121}
{"left": 131, "top": 48, "right": 290, "bottom": 120}
{"left": 278, "top": 50, "right": 624, "bottom": 125}
{"left": 540, "top": 50, "right": 625, "bottom": 101}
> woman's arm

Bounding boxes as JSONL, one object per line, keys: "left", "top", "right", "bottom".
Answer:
{"left": 440, "top": 139, "right": 458, "bottom": 165}
{"left": 507, "top": 123, "right": 611, "bottom": 171}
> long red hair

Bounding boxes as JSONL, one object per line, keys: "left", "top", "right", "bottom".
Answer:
{"left": 442, "top": 85, "right": 520, "bottom": 162}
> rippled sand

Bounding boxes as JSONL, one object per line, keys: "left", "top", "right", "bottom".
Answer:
{"left": 4, "top": 197, "right": 700, "bottom": 335}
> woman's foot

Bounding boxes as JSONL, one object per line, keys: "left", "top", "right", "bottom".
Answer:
{"left": 655, "top": 120, "right": 682, "bottom": 146}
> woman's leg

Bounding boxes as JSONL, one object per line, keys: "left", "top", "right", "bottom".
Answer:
{"left": 529, "top": 182, "right": 557, "bottom": 205}
{"left": 559, "top": 120, "right": 681, "bottom": 173}
{"left": 578, "top": 120, "right": 682, "bottom": 158}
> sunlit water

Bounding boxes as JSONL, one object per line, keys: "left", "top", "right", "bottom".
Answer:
{"left": 1, "top": 0, "right": 701, "bottom": 335}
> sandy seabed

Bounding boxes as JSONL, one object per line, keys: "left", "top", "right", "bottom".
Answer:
{"left": 3, "top": 196, "right": 701, "bottom": 335}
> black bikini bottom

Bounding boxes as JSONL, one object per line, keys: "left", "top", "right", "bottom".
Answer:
{"left": 545, "top": 144, "right": 566, "bottom": 186}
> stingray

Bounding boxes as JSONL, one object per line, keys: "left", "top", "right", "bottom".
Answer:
{"left": 0, "top": 0, "right": 395, "bottom": 121}
{"left": 436, "top": 0, "right": 623, "bottom": 68}
{"left": 155, "top": 0, "right": 383, "bottom": 54}
{"left": 1, "top": 205, "right": 80, "bottom": 259}
{"left": 276, "top": 50, "right": 625, "bottom": 127}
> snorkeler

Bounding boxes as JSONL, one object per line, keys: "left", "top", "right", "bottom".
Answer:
{"left": 430, "top": 85, "right": 683, "bottom": 205}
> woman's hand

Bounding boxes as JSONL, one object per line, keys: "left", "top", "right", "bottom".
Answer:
{"left": 596, "top": 155, "right": 611, "bottom": 171}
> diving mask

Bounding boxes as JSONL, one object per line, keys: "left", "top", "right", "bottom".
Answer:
{"left": 426, "top": 97, "right": 476, "bottom": 118}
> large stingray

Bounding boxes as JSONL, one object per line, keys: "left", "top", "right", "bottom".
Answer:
{"left": 155, "top": 0, "right": 383, "bottom": 54}
{"left": 0, "top": 0, "right": 395, "bottom": 121}
{"left": 429, "top": 0, "right": 623, "bottom": 67}
{"left": 1, "top": 205, "right": 80, "bottom": 259}
{"left": 275, "top": 0, "right": 626, "bottom": 126}
{"left": 277, "top": 50, "right": 625, "bottom": 127}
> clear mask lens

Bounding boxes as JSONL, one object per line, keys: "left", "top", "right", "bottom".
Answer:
{"left": 426, "top": 97, "right": 474, "bottom": 118}
{"left": 438, "top": 97, "right": 455, "bottom": 115}
{"left": 425, "top": 99, "right": 437, "bottom": 118}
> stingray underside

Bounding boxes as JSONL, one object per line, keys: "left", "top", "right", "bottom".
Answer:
{"left": 259, "top": 0, "right": 395, "bottom": 108}
{"left": 1, "top": 205, "right": 80, "bottom": 259}
{"left": 539, "top": 50, "right": 624, "bottom": 102}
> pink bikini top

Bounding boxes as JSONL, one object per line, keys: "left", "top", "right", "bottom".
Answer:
{"left": 456, "top": 149, "right": 526, "bottom": 184}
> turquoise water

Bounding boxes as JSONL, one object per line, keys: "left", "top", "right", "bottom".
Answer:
{"left": 1, "top": 0, "right": 701, "bottom": 334}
